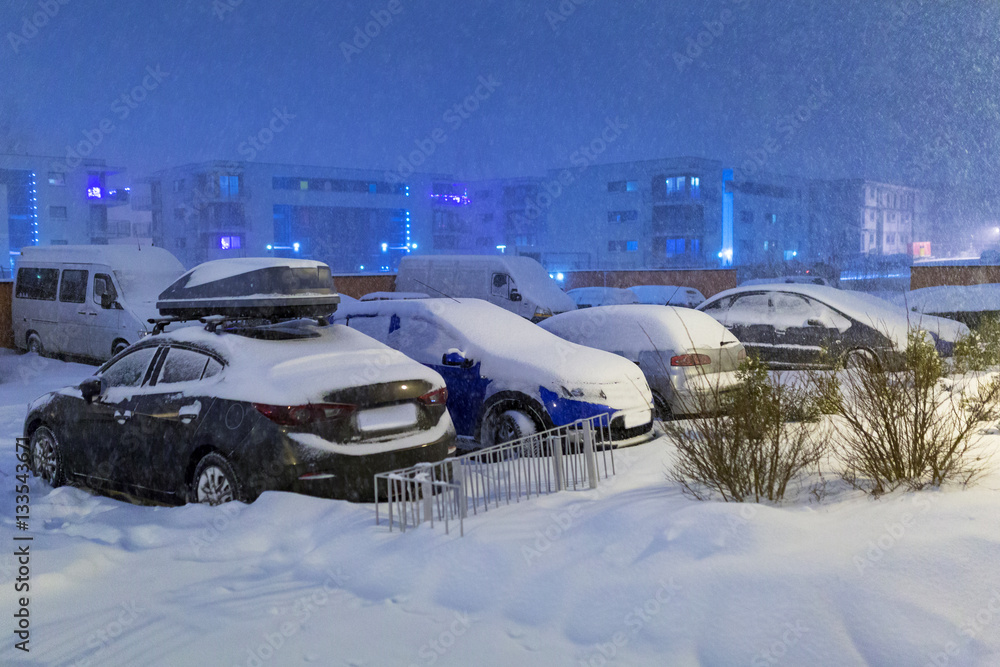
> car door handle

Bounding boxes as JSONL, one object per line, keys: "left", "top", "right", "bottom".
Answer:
{"left": 114, "top": 410, "right": 132, "bottom": 424}
{"left": 178, "top": 401, "right": 202, "bottom": 424}
{"left": 78, "top": 310, "right": 87, "bottom": 315}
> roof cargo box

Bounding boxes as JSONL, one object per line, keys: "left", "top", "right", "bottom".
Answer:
{"left": 156, "top": 258, "right": 340, "bottom": 319}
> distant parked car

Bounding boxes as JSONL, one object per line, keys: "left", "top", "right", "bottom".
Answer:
{"left": 360, "top": 292, "right": 429, "bottom": 301}
{"left": 698, "top": 284, "right": 968, "bottom": 369}
{"left": 396, "top": 255, "right": 575, "bottom": 321}
{"left": 13, "top": 245, "right": 185, "bottom": 361}
{"left": 540, "top": 305, "right": 745, "bottom": 419}
{"left": 24, "top": 258, "right": 455, "bottom": 505}
{"left": 334, "top": 298, "right": 654, "bottom": 447}
{"left": 567, "top": 287, "right": 638, "bottom": 309}
{"left": 628, "top": 285, "right": 706, "bottom": 308}
{"left": 741, "top": 275, "right": 831, "bottom": 287}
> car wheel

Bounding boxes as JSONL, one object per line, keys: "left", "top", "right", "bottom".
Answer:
{"left": 652, "top": 391, "right": 674, "bottom": 421}
{"left": 111, "top": 339, "right": 129, "bottom": 356}
{"left": 27, "top": 333, "right": 43, "bottom": 356}
{"left": 485, "top": 409, "right": 539, "bottom": 448}
{"left": 30, "top": 426, "right": 64, "bottom": 487}
{"left": 844, "top": 348, "right": 878, "bottom": 370}
{"left": 192, "top": 452, "right": 244, "bottom": 505}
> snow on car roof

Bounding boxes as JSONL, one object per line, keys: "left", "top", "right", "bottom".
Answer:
{"left": 142, "top": 321, "right": 442, "bottom": 405}
{"left": 336, "top": 298, "right": 650, "bottom": 386}
{"left": 182, "top": 257, "right": 329, "bottom": 288}
{"left": 16, "top": 244, "right": 184, "bottom": 273}
{"left": 541, "top": 304, "right": 736, "bottom": 357}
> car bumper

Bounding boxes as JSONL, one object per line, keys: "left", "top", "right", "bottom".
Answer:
{"left": 285, "top": 428, "right": 455, "bottom": 502}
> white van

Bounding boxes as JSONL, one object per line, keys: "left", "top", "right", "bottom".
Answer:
{"left": 395, "top": 255, "right": 575, "bottom": 320}
{"left": 13, "top": 245, "right": 185, "bottom": 361}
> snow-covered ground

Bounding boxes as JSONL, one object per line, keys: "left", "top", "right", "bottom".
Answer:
{"left": 2, "top": 350, "right": 1000, "bottom": 666}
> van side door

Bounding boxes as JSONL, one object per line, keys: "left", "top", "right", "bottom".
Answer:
{"left": 57, "top": 266, "right": 93, "bottom": 358}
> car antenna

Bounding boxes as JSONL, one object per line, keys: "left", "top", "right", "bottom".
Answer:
{"left": 409, "top": 278, "right": 461, "bottom": 303}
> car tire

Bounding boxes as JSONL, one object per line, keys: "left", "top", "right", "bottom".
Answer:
{"left": 484, "top": 409, "right": 539, "bottom": 448}
{"left": 26, "top": 333, "right": 44, "bottom": 356}
{"left": 844, "top": 347, "right": 878, "bottom": 370}
{"left": 652, "top": 391, "right": 674, "bottom": 421}
{"left": 191, "top": 452, "right": 245, "bottom": 505}
{"left": 30, "top": 426, "right": 64, "bottom": 487}
{"left": 111, "top": 339, "right": 129, "bottom": 357}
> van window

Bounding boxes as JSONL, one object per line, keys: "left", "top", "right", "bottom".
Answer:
{"left": 16, "top": 268, "right": 59, "bottom": 301}
{"left": 93, "top": 273, "right": 118, "bottom": 308}
{"left": 491, "top": 273, "right": 509, "bottom": 298}
{"left": 58, "top": 270, "right": 88, "bottom": 303}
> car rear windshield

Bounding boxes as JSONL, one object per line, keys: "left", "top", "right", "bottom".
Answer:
{"left": 224, "top": 326, "right": 321, "bottom": 341}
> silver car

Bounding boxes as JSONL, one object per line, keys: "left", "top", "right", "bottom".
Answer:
{"left": 540, "top": 304, "right": 745, "bottom": 419}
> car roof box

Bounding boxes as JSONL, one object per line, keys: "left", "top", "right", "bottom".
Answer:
{"left": 156, "top": 258, "right": 340, "bottom": 320}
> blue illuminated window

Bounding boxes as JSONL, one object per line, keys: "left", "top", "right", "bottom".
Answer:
{"left": 690, "top": 176, "right": 700, "bottom": 198}
{"left": 219, "top": 235, "right": 242, "bottom": 250}
{"left": 626, "top": 240, "right": 638, "bottom": 252}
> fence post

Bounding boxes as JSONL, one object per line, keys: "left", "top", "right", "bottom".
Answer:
{"left": 551, "top": 430, "right": 565, "bottom": 492}
{"left": 415, "top": 462, "right": 433, "bottom": 525}
{"left": 449, "top": 457, "right": 467, "bottom": 519}
{"left": 583, "top": 419, "right": 598, "bottom": 489}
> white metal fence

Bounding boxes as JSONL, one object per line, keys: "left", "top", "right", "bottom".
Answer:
{"left": 374, "top": 413, "right": 621, "bottom": 536}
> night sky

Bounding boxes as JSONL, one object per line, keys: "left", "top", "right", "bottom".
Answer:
{"left": 2, "top": 0, "right": 997, "bottom": 206}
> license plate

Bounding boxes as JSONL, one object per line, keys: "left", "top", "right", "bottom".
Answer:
{"left": 357, "top": 403, "right": 418, "bottom": 433}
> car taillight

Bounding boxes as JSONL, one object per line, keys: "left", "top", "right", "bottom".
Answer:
{"left": 670, "top": 354, "right": 712, "bottom": 367}
{"left": 253, "top": 402, "right": 356, "bottom": 425}
{"left": 418, "top": 387, "right": 448, "bottom": 406}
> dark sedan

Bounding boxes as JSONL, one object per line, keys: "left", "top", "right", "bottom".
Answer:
{"left": 697, "top": 284, "right": 968, "bottom": 369}
{"left": 24, "top": 320, "right": 455, "bottom": 504}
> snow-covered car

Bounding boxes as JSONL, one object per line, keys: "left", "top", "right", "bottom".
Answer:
{"left": 567, "top": 287, "right": 638, "bottom": 309}
{"left": 359, "top": 291, "right": 429, "bottom": 301}
{"left": 627, "top": 285, "right": 706, "bottom": 308}
{"left": 334, "top": 298, "right": 654, "bottom": 447}
{"left": 741, "top": 275, "right": 832, "bottom": 287}
{"left": 698, "top": 283, "right": 969, "bottom": 369}
{"left": 24, "top": 319, "right": 455, "bottom": 505}
{"left": 540, "top": 305, "right": 745, "bottom": 419}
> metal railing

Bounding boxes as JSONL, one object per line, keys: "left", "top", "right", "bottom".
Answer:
{"left": 374, "top": 413, "right": 621, "bottom": 536}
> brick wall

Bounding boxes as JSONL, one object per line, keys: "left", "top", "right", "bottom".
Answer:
{"left": 562, "top": 269, "right": 738, "bottom": 298}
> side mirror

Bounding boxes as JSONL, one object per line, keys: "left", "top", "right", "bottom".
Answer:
{"left": 442, "top": 350, "right": 474, "bottom": 369}
{"left": 80, "top": 377, "right": 102, "bottom": 404}
{"left": 509, "top": 289, "right": 522, "bottom": 302}
{"left": 807, "top": 319, "right": 824, "bottom": 327}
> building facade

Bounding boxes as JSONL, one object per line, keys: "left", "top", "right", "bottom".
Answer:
{"left": 1, "top": 153, "right": 130, "bottom": 277}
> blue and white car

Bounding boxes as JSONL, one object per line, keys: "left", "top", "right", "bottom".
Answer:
{"left": 334, "top": 298, "right": 654, "bottom": 447}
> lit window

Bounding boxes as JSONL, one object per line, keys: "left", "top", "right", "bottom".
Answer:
{"left": 300, "top": 180, "right": 309, "bottom": 190}
{"left": 626, "top": 240, "right": 638, "bottom": 252}
{"left": 665, "top": 176, "right": 685, "bottom": 194}
{"left": 48, "top": 172, "right": 66, "bottom": 186}
{"left": 690, "top": 176, "right": 700, "bottom": 198}
{"left": 219, "top": 235, "right": 242, "bottom": 250}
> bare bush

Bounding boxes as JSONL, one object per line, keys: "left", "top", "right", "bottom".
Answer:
{"left": 665, "top": 356, "right": 828, "bottom": 502}
{"left": 833, "top": 331, "right": 999, "bottom": 495}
